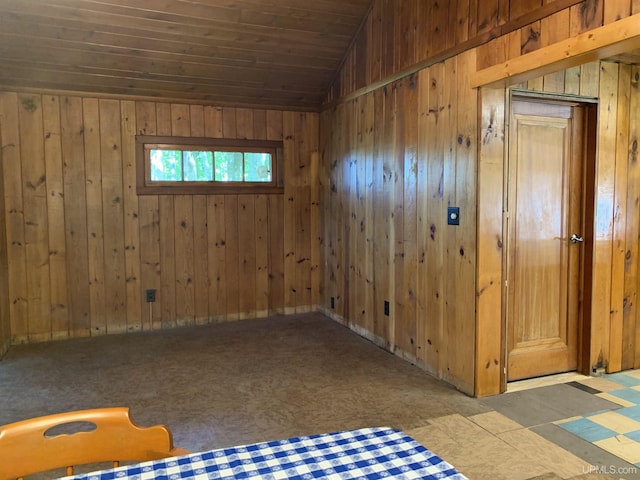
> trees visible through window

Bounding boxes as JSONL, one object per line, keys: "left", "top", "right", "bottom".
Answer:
{"left": 136, "top": 136, "right": 283, "bottom": 195}
{"left": 149, "top": 149, "right": 272, "bottom": 183}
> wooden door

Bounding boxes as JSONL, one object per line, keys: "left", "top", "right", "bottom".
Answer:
{"left": 506, "top": 99, "right": 585, "bottom": 381}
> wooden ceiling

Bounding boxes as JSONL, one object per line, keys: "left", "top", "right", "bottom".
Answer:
{"left": 0, "top": 0, "right": 372, "bottom": 110}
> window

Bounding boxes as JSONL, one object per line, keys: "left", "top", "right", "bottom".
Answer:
{"left": 136, "top": 135, "right": 283, "bottom": 195}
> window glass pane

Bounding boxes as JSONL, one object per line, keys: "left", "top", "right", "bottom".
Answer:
{"left": 215, "top": 151, "right": 243, "bottom": 182}
{"left": 150, "top": 149, "right": 182, "bottom": 181}
{"left": 244, "top": 152, "right": 272, "bottom": 182}
{"left": 183, "top": 151, "right": 214, "bottom": 181}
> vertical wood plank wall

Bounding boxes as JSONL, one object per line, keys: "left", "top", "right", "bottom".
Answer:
{"left": 574, "top": 63, "right": 640, "bottom": 373}
{"left": 0, "top": 93, "right": 318, "bottom": 342}
{"left": 321, "top": 52, "right": 478, "bottom": 394}
{"left": 0, "top": 111, "right": 8, "bottom": 356}
{"left": 328, "top": 0, "right": 614, "bottom": 102}
{"left": 322, "top": 0, "right": 640, "bottom": 395}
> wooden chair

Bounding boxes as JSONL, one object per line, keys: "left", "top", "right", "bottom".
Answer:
{"left": 0, "top": 407, "right": 189, "bottom": 480}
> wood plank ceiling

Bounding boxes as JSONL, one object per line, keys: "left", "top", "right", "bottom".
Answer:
{"left": 0, "top": 0, "right": 372, "bottom": 110}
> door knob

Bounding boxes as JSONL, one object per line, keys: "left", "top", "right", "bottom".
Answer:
{"left": 570, "top": 234, "right": 584, "bottom": 244}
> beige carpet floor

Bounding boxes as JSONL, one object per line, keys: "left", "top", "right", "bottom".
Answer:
{"left": 0, "top": 313, "right": 630, "bottom": 479}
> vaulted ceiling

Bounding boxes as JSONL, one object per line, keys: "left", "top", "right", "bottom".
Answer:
{"left": 0, "top": 0, "right": 373, "bottom": 110}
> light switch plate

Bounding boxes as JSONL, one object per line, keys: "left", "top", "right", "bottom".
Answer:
{"left": 448, "top": 207, "right": 460, "bottom": 226}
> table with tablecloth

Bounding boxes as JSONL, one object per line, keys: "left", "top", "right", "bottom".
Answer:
{"left": 61, "top": 427, "right": 468, "bottom": 480}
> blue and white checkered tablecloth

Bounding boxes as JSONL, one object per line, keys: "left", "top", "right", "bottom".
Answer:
{"left": 62, "top": 427, "right": 468, "bottom": 480}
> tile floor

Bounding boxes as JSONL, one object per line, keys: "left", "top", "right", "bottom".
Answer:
{"left": 476, "top": 371, "right": 640, "bottom": 479}
{"left": 408, "top": 411, "right": 601, "bottom": 479}
{"left": 556, "top": 371, "right": 640, "bottom": 468}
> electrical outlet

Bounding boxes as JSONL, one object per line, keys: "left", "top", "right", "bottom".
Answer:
{"left": 145, "top": 289, "right": 156, "bottom": 303}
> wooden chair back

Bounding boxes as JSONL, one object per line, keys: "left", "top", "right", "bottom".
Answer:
{"left": 0, "top": 407, "right": 187, "bottom": 479}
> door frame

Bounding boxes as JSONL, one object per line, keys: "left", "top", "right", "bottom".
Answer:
{"left": 502, "top": 91, "right": 597, "bottom": 387}
{"left": 475, "top": 87, "right": 598, "bottom": 396}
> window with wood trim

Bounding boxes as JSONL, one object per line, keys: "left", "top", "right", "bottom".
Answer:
{"left": 136, "top": 135, "right": 284, "bottom": 195}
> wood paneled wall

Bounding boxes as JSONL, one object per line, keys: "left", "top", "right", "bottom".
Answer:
{"left": 591, "top": 61, "right": 640, "bottom": 373}
{"left": 618, "top": 65, "right": 640, "bottom": 371}
{"left": 476, "top": 0, "right": 640, "bottom": 71}
{"left": 0, "top": 92, "right": 319, "bottom": 343}
{"left": 322, "top": 0, "right": 640, "bottom": 395}
{"left": 320, "top": 50, "right": 478, "bottom": 394}
{"left": 329, "top": 0, "right": 640, "bottom": 104}
{"left": 0, "top": 123, "right": 8, "bottom": 356}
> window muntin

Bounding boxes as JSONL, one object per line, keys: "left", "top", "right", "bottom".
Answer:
{"left": 136, "top": 136, "right": 283, "bottom": 195}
